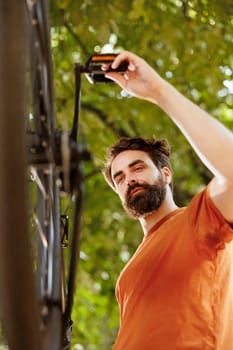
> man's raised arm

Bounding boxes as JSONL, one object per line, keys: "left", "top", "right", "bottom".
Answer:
{"left": 105, "top": 50, "right": 233, "bottom": 223}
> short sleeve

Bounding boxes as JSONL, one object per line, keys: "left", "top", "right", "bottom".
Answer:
{"left": 187, "top": 185, "right": 233, "bottom": 258}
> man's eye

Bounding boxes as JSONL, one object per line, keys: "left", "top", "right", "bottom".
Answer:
{"left": 116, "top": 176, "right": 124, "bottom": 184}
{"left": 135, "top": 166, "right": 143, "bottom": 172}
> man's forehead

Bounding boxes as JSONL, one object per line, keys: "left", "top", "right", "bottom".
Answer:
{"left": 111, "top": 150, "right": 152, "bottom": 175}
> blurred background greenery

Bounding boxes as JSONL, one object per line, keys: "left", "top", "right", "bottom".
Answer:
{"left": 51, "top": 0, "right": 232, "bottom": 348}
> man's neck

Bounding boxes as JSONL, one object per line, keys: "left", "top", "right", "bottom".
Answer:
{"left": 139, "top": 190, "right": 178, "bottom": 235}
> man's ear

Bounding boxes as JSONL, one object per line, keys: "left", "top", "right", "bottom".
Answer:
{"left": 161, "top": 166, "right": 172, "bottom": 186}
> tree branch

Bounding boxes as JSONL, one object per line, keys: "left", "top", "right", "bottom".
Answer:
{"left": 81, "top": 102, "right": 130, "bottom": 137}
{"left": 63, "top": 20, "right": 90, "bottom": 57}
{"left": 182, "top": 0, "right": 190, "bottom": 20}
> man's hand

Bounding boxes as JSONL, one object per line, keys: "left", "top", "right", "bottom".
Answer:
{"left": 104, "top": 51, "right": 166, "bottom": 103}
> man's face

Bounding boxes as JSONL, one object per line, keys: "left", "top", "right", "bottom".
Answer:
{"left": 111, "top": 150, "right": 168, "bottom": 218}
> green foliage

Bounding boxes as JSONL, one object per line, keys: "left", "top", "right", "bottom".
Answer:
{"left": 49, "top": 0, "right": 233, "bottom": 348}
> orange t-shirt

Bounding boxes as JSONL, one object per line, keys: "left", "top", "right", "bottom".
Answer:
{"left": 113, "top": 187, "right": 233, "bottom": 350}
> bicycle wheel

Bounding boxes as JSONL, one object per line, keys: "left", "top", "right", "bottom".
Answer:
{"left": 0, "top": 0, "right": 64, "bottom": 349}
{"left": 0, "top": 1, "right": 41, "bottom": 349}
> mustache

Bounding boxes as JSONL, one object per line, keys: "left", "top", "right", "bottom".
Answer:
{"left": 126, "top": 183, "right": 148, "bottom": 197}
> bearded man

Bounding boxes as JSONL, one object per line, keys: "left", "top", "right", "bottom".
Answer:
{"left": 102, "top": 51, "right": 233, "bottom": 350}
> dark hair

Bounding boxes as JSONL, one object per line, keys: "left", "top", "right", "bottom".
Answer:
{"left": 102, "top": 137, "right": 173, "bottom": 191}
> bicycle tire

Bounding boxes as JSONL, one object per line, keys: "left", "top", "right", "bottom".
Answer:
{"left": 0, "top": 2, "right": 42, "bottom": 349}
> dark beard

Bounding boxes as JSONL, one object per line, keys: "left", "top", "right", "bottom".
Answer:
{"left": 123, "top": 175, "right": 166, "bottom": 219}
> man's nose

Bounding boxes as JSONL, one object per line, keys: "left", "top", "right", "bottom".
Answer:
{"left": 126, "top": 176, "right": 136, "bottom": 186}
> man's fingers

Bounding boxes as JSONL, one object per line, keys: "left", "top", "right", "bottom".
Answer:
{"left": 111, "top": 51, "right": 133, "bottom": 69}
{"left": 105, "top": 72, "right": 126, "bottom": 86}
{"left": 128, "top": 63, "right": 136, "bottom": 71}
